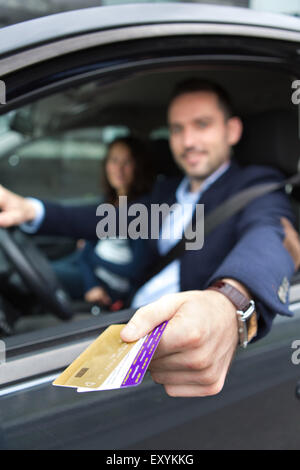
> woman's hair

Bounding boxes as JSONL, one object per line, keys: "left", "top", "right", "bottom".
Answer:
{"left": 101, "top": 136, "right": 154, "bottom": 205}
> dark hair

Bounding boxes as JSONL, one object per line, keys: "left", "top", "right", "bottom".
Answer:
{"left": 102, "top": 136, "right": 154, "bottom": 205}
{"left": 168, "top": 78, "right": 234, "bottom": 119}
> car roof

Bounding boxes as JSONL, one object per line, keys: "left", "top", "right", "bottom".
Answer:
{"left": 1, "top": 3, "right": 300, "bottom": 56}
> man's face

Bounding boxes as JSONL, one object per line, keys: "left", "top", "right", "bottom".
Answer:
{"left": 168, "top": 91, "right": 242, "bottom": 187}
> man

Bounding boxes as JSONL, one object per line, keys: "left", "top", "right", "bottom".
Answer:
{"left": 0, "top": 79, "right": 297, "bottom": 398}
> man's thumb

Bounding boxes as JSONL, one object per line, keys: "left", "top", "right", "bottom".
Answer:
{"left": 120, "top": 294, "right": 184, "bottom": 342}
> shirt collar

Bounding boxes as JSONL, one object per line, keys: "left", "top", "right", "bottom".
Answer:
{"left": 176, "top": 161, "right": 231, "bottom": 204}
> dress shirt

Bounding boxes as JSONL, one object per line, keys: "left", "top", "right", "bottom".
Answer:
{"left": 131, "top": 162, "right": 230, "bottom": 307}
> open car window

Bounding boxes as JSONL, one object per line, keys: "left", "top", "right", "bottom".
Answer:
{"left": 0, "top": 64, "right": 299, "bottom": 341}
{"left": 0, "top": 16, "right": 299, "bottom": 372}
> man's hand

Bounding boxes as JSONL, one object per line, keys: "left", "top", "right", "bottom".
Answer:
{"left": 121, "top": 287, "right": 239, "bottom": 397}
{"left": 281, "top": 217, "right": 300, "bottom": 271}
{"left": 84, "top": 286, "right": 112, "bottom": 306}
{"left": 0, "top": 185, "right": 37, "bottom": 227}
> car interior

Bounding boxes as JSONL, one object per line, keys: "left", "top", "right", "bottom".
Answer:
{"left": 0, "top": 63, "right": 300, "bottom": 338}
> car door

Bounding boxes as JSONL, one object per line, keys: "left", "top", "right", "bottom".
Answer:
{"left": 0, "top": 3, "right": 300, "bottom": 450}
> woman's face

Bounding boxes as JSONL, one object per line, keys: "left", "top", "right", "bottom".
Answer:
{"left": 105, "top": 142, "right": 135, "bottom": 194}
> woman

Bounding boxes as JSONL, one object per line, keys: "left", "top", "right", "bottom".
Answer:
{"left": 53, "top": 136, "right": 154, "bottom": 308}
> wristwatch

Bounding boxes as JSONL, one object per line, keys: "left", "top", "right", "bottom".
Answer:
{"left": 208, "top": 280, "right": 257, "bottom": 348}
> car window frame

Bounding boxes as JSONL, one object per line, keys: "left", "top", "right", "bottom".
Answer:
{"left": 2, "top": 19, "right": 300, "bottom": 115}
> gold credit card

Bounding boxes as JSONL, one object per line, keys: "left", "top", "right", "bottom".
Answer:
{"left": 53, "top": 321, "right": 168, "bottom": 392}
{"left": 53, "top": 325, "right": 139, "bottom": 390}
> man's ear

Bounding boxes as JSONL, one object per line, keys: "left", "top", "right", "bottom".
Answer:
{"left": 227, "top": 117, "right": 243, "bottom": 146}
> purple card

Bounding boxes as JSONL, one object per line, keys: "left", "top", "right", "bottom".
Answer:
{"left": 121, "top": 321, "right": 168, "bottom": 388}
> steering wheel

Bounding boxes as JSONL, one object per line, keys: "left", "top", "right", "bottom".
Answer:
{"left": 0, "top": 227, "right": 73, "bottom": 320}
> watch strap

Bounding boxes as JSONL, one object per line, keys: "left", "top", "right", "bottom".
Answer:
{"left": 208, "top": 280, "right": 257, "bottom": 347}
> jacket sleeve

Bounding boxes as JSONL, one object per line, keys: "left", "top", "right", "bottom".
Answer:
{"left": 36, "top": 202, "right": 101, "bottom": 240}
{"left": 36, "top": 190, "right": 154, "bottom": 241}
{"left": 206, "top": 183, "right": 296, "bottom": 341}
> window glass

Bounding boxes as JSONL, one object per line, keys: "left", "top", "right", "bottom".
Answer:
{"left": 150, "top": 127, "right": 169, "bottom": 140}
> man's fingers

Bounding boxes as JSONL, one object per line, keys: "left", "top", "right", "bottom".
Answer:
{"left": 281, "top": 216, "right": 293, "bottom": 228}
{"left": 151, "top": 353, "right": 232, "bottom": 397}
{"left": 0, "top": 185, "right": 38, "bottom": 228}
{"left": 0, "top": 210, "right": 21, "bottom": 227}
{"left": 120, "top": 293, "right": 188, "bottom": 343}
{"left": 151, "top": 368, "right": 220, "bottom": 387}
{"left": 162, "top": 382, "right": 225, "bottom": 398}
{"left": 150, "top": 345, "right": 212, "bottom": 370}
{"left": 281, "top": 216, "right": 297, "bottom": 240}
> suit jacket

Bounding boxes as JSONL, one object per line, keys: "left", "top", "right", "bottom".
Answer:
{"left": 38, "top": 159, "right": 295, "bottom": 341}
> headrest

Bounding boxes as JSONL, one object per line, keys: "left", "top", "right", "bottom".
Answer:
{"left": 235, "top": 110, "right": 300, "bottom": 176}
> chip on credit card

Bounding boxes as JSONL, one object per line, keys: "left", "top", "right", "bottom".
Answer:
{"left": 53, "top": 321, "right": 168, "bottom": 392}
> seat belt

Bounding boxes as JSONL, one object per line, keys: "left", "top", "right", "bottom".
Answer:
{"left": 137, "top": 172, "right": 300, "bottom": 287}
